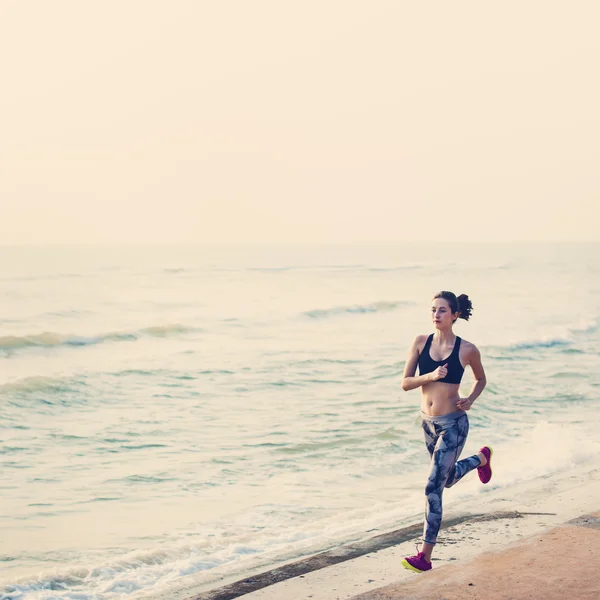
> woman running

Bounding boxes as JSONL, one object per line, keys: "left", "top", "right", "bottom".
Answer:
{"left": 400, "top": 291, "right": 492, "bottom": 573}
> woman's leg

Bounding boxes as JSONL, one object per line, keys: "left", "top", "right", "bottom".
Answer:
{"left": 419, "top": 419, "right": 440, "bottom": 562}
{"left": 423, "top": 415, "right": 475, "bottom": 547}
{"left": 404, "top": 414, "right": 484, "bottom": 571}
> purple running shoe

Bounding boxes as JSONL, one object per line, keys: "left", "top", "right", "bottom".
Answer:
{"left": 401, "top": 547, "right": 432, "bottom": 573}
{"left": 478, "top": 446, "right": 493, "bottom": 484}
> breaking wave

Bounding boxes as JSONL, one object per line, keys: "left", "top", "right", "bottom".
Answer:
{"left": 303, "top": 301, "right": 412, "bottom": 319}
{"left": 505, "top": 319, "right": 598, "bottom": 351}
{"left": 0, "top": 324, "right": 196, "bottom": 352}
{"left": 0, "top": 376, "right": 78, "bottom": 394}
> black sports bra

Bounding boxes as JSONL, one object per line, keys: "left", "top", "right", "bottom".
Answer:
{"left": 417, "top": 333, "right": 465, "bottom": 384}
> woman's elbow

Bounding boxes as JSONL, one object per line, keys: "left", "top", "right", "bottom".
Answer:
{"left": 401, "top": 379, "right": 410, "bottom": 392}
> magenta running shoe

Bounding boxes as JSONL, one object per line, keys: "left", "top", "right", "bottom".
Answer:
{"left": 478, "top": 446, "right": 493, "bottom": 484}
{"left": 401, "top": 547, "right": 432, "bottom": 573}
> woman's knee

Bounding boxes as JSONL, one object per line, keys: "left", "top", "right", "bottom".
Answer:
{"left": 425, "top": 480, "right": 441, "bottom": 496}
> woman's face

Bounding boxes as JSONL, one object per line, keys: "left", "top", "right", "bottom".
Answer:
{"left": 431, "top": 298, "right": 457, "bottom": 329}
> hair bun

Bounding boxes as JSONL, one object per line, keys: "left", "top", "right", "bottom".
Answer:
{"left": 457, "top": 294, "right": 473, "bottom": 321}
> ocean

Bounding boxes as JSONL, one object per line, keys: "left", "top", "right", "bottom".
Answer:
{"left": 1, "top": 243, "right": 599, "bottom": 600}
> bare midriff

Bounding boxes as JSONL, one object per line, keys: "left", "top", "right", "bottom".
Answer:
{"left": 420, "top": 381, "right": 461, "bottom": 416}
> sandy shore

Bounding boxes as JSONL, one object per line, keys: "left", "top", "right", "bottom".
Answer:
{"left": 172, "top": 460, "right": 600, "bottom": 600}
{"left": 351, "top": 511, "right": 600, "bottom": 600}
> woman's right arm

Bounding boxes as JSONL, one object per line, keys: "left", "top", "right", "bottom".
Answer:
{"left": 401, "top": 335, "right": 436, "bottom": 391}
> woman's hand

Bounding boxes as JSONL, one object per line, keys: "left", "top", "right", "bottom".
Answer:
{"left": 429, "top": 363, "right": 448, "bottom": 381}
{"left": 456, "top": 397, "right": 474, "bottom": 410}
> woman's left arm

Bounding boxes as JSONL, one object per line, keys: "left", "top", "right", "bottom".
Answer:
{"left": 456, "top": 345, "right": 487, "bottom": 411}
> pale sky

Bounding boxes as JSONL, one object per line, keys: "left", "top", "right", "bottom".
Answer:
{"left": 1, "top": 1, "right": 599, "bottom": 244}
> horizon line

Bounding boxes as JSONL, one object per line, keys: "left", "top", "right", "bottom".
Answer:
{"left": 1, "top": 240, "right": 599, "bottom": 247}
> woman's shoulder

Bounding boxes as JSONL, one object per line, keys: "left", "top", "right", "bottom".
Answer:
{"left": 458, "top": 337, "right": 480, "bottom": 356}
{"left": 414, "top": 333, "right": 431, "bottom": 343}
{"left": 411, "top": 333, "right": 430, "bottom": 351}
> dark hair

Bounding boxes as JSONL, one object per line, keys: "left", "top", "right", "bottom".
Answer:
{"left": 433, "top": 291, "right": 473, "bottom": 322}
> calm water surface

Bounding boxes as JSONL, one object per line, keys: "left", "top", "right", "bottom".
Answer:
{"left": 1, "top": 243, "right": 599, "bottom": 599}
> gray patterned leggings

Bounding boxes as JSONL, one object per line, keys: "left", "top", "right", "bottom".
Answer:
{"left": 421, "top": 410, "right": 482, "bottom": 545}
